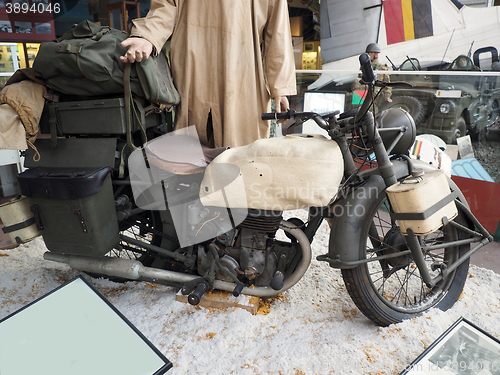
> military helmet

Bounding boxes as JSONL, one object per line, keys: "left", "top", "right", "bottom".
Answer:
{"left": 365, "top": 43, "right": 381, "bottom": 53}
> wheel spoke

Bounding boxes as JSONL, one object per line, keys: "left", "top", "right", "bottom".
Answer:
{"left": 362, "top": 196, "right": 462, "bottom": 312}
{"left": 106, "top": 212, "right": 161, "bottom": 264}
{"left": 341, "top": 189, "right": 469, "bottom": 325}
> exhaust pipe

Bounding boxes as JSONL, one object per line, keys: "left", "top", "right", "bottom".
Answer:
{"left": 43, "top": 219, "right": 311, "bottom": 298}
{"left": 43, "top": 252, "right": 281, "bottom": 297}
{"left": 44, "top": 252, "right": 199, "bottom": 284}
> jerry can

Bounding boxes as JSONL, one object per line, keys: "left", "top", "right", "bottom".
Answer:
{"left": 387, "top": 169, "right": 458, "bottom": 236}
{"left": 0, "top": 196, "right": 41, "bottom": 246}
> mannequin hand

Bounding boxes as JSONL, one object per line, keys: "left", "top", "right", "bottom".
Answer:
{"left": 274, "top": 96, "right": 290, "bottom": 113}
{"left": 274, "top": 96, "right": 290, "bottom": 123}
{"left": 120, "top": 37, "right": 153, "bottom": 63}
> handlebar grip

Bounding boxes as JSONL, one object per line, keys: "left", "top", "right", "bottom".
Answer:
{"left": 261, "top": 112, "right": 290, "bottom": 121}
{"left": 359, "top": 53, "right": 375, "bottom": 84}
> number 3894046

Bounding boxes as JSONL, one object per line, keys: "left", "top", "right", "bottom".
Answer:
{"left": 6, "top": 2, "right": 61, "bottom": 14}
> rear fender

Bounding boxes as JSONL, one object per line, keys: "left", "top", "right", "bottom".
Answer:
{"left": 326, "top": 159, "right": 470, "bottom": 269}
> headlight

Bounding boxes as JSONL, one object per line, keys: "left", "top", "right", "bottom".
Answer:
{"left": 376, "top": 108, "right": 416, "bottom": 155}
{"left": 440, "top": 103, "right": 451, "bottom": 114}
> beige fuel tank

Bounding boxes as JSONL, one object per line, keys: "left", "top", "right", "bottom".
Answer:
{"left": 200, "top": 134, "right": 344, "bottom": 211}
{"left": 387, "top": 169, "right": 458, "bottom": 236}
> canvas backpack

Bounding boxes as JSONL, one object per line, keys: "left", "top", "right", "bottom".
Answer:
{"left": 32, "top": 20, "right": 180, "bottom": 108}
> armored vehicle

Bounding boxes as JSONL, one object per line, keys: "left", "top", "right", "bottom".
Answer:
{"left": 382, "top": 54, "right": 500, "bottom": 144}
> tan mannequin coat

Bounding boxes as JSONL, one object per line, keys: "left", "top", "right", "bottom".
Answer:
{"left": 130, "top": 0, "right": 297, "bottom": 147}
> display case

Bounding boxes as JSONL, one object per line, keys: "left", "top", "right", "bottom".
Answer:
{"left": 0, "top": 0, "right": 56, "bottom": 42}
{"left": 302, "top": 41, "right": 322, "bottom": 70}
{"left": 0, "top": 42, "right": 39, "bottom": 86}
{"left": 107, "top": 1, "right": 140, "bottom": 32}
{"left": 0, "top": 42, "right": 19, "bottom": 86}
{"left": 25, "top": 42, "right": 39, "bottom": 68}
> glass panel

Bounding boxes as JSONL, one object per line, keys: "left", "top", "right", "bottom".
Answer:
{"left": 294, "top": 60, "right": 500, "bottom": 235}
{"left": 109, "top": 8, "right": 123, "bottom": 30}
{"left": 0, "top": 277, "right": 172, "bottom": 375}
{"left": 35, "top": 22, "right": 52, "bottom": 34}
{"left": 14, "top": 21, "right": 32, "bottom": 34}
{"left": 399, "top": 58, "right": 421, "bottom": 71}
{"left": 16, "top": 42, "right": 26, "bottom": 68}
{"left": 0, "top": 43, "right": 19, "bottom": 75}
{"left": 295, "top": 61, "right": 500, "bottom": 148}
{"left": 0, "top": 21, "right": 12, "bottom": 33}
{"left": 25, "top": 42, "right": 39, "bottom": 67}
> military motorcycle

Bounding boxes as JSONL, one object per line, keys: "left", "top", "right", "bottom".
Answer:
{"left": 8, "top": 54, "right": 492, "bottom": 326}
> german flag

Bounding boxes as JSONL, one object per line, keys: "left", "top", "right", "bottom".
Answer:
{"left": 384, "top": 0, "right": 433, "bottom": 45}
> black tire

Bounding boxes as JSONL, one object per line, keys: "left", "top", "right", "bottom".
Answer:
{"left": 380, "top": 96, "right": 425, "bottom": 127}
{"left": 341, "top": 192, "right": 470, "bottom": 326}
{"left": 452, "top": 117, "right": 467, "bottom": 144}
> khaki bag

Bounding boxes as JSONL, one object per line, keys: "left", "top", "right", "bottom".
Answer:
{"left": 32, "top": 20, "right": 180, "bottom": 108}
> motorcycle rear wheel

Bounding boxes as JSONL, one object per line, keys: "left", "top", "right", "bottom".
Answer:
{"left": 341, "top": 193, "right": 470, "bottom": 326}
{"left": 113, "top": 210, "right": 162, "bottom": 266}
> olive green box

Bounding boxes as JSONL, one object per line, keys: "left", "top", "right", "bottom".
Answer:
{"left": 17, "top": 166, "right": 119, "bottom": 256}
{"left": 39, "top": 97, "right": 163, "bottom": 135}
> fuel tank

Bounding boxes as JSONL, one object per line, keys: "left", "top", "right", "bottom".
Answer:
{"left": 199, "top": 134, "right": 344, "bottom": 210}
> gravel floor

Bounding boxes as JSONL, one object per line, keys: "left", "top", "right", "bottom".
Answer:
{"left": 472, "top": 140, "right": 500, "bottom": 183}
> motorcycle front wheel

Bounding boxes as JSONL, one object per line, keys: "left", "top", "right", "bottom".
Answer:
{"left": 341, "top": 192, "right": 470, "bottom": 326}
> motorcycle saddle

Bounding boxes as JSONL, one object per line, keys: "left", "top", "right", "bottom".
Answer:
{"left": 145, "top": 134, "right": 228, "bottom": 175}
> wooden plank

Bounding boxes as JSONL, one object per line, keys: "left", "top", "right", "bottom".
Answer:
{"left": 176, "top": 290, "right": 260, "bottom": 315}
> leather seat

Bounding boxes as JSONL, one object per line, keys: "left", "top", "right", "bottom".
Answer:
{"left": 144, "top": 134, "right": 228, "bottom": 175}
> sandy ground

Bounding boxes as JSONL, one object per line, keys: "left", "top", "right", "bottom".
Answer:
{"left": 1, "top": 214, "right": 499, "bottom": 375}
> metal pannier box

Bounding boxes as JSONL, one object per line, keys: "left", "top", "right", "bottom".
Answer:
{"left": 17, "top": 166, "right": 120, "bottom": 256}
{"left": 38, "top": 97, "right": 163, "bottom": 135}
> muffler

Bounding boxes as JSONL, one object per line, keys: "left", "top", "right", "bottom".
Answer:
{"left": 43, "top": 220, "right": 312, "bottom": 298}
{"left": 43, "top": 251, "right": 281, "bottom": 297}
{"left": 44, "top": 252, "right": 199, "bottom": 284}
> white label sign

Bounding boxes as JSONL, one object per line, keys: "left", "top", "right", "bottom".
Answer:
{"left": 435, "top": 90, "right": 462, "bottom": 98}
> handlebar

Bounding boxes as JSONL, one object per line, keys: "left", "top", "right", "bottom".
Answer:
{"left": 261, "top": 110, "right": 296, "bottom": 121}
{"left": 261, "top": 53, "right": 412, "bottom": 135}
{"left": 261, "top": 110, "right": 336, "bottom": 131}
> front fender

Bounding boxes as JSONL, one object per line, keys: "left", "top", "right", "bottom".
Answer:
{"left": 325, "top": 160, "right": 469, "bottom": 269}
{"left": 326, "top": 173, "right": 387, "bottom": 269}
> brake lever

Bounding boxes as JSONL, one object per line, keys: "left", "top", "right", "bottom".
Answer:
{"left": 281, "top": 117, "right": 301, "bottom": 135}
{"left": 321, "top": 110, "right": 340, "bottom": 120}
